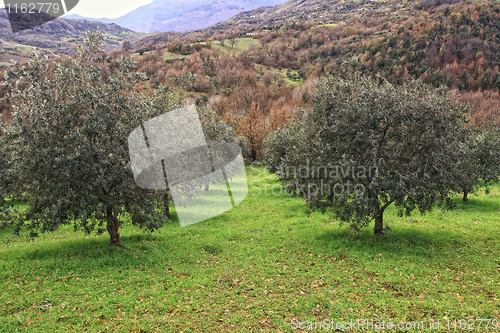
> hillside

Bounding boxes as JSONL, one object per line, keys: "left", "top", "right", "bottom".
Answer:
{"left": 0, "top": 9, "right": 142, "bottom": 67}
{"left": 1, "top": 0, "right": 499, "bottom": 155}
{"left": 64, "top": 0, "right": 288, "bottom": 33}
{"left": 208, "top": 0, "right": 391, "bottom": 31}
{"left": 103, "top": 0, "right": 500, "bottom": 163}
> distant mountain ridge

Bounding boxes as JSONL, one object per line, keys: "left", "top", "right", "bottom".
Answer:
{"left": 64, "top": 0, "right": 288, "bottom": 33}
{"left": 63, "top": 14, "right": 114, "bottom": 24}
{"left": 0, "top": 9, "right": 141, "bottom": 67}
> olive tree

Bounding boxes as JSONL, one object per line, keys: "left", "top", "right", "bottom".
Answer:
{"left": 0, "top": 122, "right": 17, "bottom": 226}
{"left": 0, "top": 122, "right": 10, "bottom": 201}
{"left": 199, "top": 107, "right": 238, "bottom": 144}
{"left": 455, "top": 125, "right": 500, "bottom": 201}
{"left": 1, "top": 28, "right": 172, "bottom": 246}
{"left": 265, "top": 57, "right": 470, "bottom": 235}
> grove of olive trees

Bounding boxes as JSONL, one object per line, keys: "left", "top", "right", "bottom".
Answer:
{"left": 265, "top": 57, "right": 500, "bottom": 235}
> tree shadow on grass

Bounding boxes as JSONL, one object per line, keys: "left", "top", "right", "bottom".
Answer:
{"left": 17, "top": 232, "right": 172, "bottom": 262}
{"left": 311, "top": 193, "right": 500, "bottom": 257}
{"left": 314, "top": 226, "right": 470, "bottom": 257}
{"left": 453, "top": 197, "right": 500, "bottom": 213}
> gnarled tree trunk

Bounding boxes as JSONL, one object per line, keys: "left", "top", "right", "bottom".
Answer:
{"left": 463, "top": 190, "right": 468, "bottom": 201}
{"left": 374, "top": 200, "right": 394, "bottom": 235}
{"left": 106, "top": 207, "right": 122, "bottom": 246}
{"left": 374, "top": 209, "right": 384, "bottom": 235}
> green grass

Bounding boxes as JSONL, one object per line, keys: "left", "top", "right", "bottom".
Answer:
{"left": 162, "top": 51, "right": 190, "bottom": 61}
{"left": 135, "top": 38, "right": 262, "bottom": 63}
{"left": 130, "top": 52, "right": 144, "bottom": 60}
{"left": 131, "top": 50, "right": 192, "bottom": 62}
{"left": 260, "top": 65, "right": 304, "bottom": 87}
{"left": 0, "top": 167, "right": 499, "bottom": 332}
{"left": 1, "top": 42, "right": 42, "bottom": 56}
{"left": 0, "top": 42, "right": 49, "bottom": 68}
{"left": 280, "top": 68, "right": 304, "bottom": 86}
{"left": 208, "top": 38, "right": 261, "bottom": 56}
{"left": 317, "top": 23, "right": 341, "bottom": 28}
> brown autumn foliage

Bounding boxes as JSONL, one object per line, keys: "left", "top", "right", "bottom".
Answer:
{"left": 2, "top": 0, "right": 500, "bottom": 160}
{"left": 455, "top": 90, "right": 500, "bottom": 127}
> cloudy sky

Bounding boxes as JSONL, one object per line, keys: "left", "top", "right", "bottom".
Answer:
{"left": 1, "top": 0, "right": 155, "bottom": 18}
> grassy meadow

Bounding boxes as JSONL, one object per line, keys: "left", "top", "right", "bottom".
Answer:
{"left": 131, "top": 37, "right": 263, "bottom": 62}
{"left": 208, "top": 38, "right": 262, "bottom": 56}
{"left": 0, "top": 166, "right": 499, "bottom": 332}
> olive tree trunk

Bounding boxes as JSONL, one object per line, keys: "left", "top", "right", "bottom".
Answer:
{"left": 374, "top": 200, "right": 394, "bottom": 235}
{"left": 106, "top": 207, "right": 122, "bottom": 246}
{"left": 374, "top": 209, "right": 384, "bottom": 235}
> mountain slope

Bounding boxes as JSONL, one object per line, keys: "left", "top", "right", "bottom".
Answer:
{"left": 63, "top": 14, "right": 115, "bottom": 24}
{"left": 0, "top": 9, "right": 141, "bottom": 67}
{"left": 148, "top": 0, "right": 288, "bottom": 32}
{"left": 209, "top": 0, "right": 391, "bottom": 31}
{"left": 65, "top": 0, "right": 287, "bottom": 33}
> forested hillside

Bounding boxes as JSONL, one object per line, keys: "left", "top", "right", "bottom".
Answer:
{"left": 2, "top": 0, "right": 500, "bottom": 156}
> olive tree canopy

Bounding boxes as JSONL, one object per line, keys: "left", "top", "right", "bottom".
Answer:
{"left": 454, "top": 126, "right": 500, "bottom": 201}
{"left": 266, "top": 57, "right": 470, "bottom": 235}
{"left": 2, "top": 28, "right": 174, "bottom": 246}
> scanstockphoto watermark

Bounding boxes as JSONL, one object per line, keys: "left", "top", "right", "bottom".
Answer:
{"left": 291, "top": 318, "right": 499, "bottom": 330}
{"left": 249, "top": 162, "right": 379, "bottom": 199}
{"left": 291, "top": 319, "right": 426, "bottom": 330}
